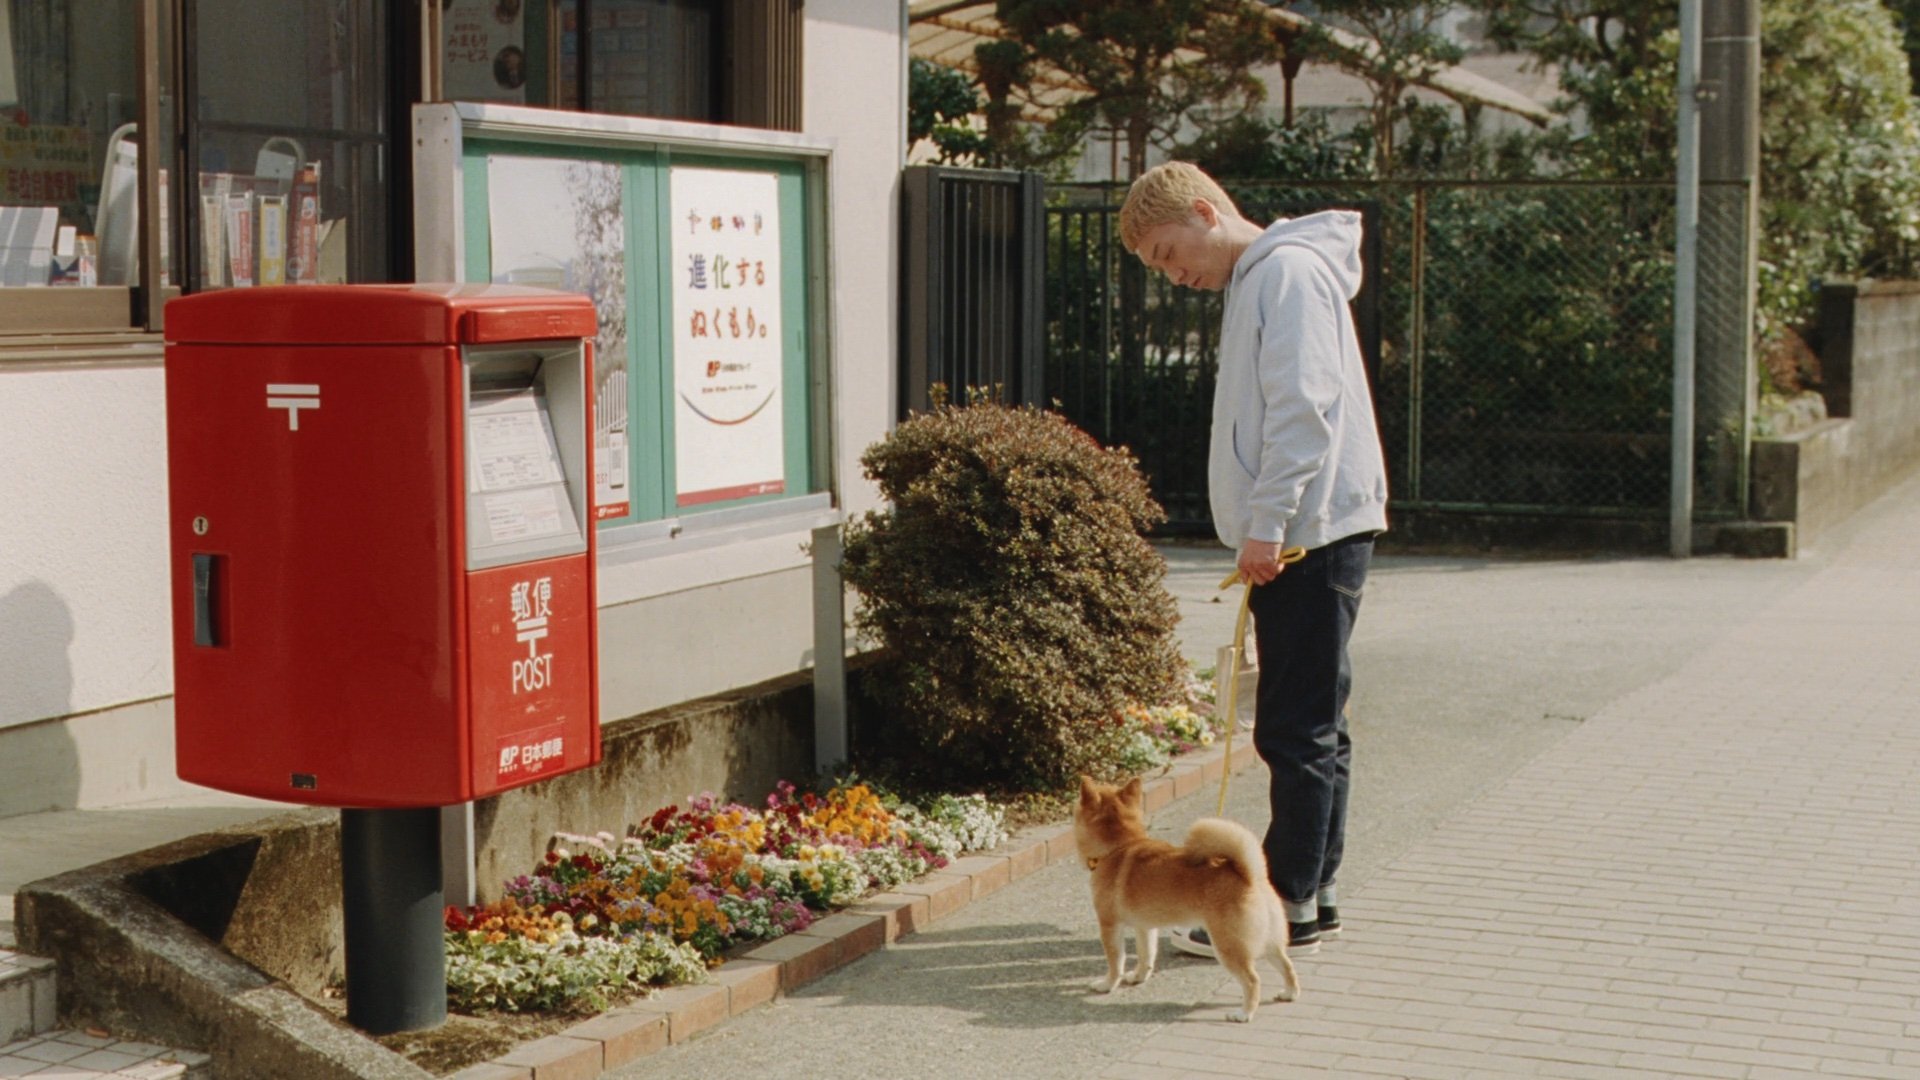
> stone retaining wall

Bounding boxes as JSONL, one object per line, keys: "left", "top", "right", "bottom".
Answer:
{"left": 1754, "top": 280, "right": 1920, "bottom": 551}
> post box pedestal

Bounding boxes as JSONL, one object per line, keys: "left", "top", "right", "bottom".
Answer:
{"left": 340, "top": 808, "right": 447, "bottom": 1034}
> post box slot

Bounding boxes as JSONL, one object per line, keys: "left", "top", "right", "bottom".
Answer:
{"left": 463, "top": 344, "right": 590, "bottom": 570}
{"left": 191, "top": 553, "right": 222, "bottom": 647}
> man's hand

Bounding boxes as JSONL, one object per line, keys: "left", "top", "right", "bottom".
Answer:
{"left": 1237, "top": 539, "right": 1288, "bottom": 585}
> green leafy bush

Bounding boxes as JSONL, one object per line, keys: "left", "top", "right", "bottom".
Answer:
{"left": 840, "top": 400, "right": 1186, "bottom": 791}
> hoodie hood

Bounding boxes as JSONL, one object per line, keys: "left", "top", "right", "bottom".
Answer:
{"left": 1231, "top": 210, "right": 1364, "bottom": 301}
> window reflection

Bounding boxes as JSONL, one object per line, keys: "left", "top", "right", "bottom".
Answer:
{"left": 0, "top": 0, "right": 164, "bottom": 289}
{"left": 187, "top": 0, "right": 389, "bottom": 289}
{"left": 557, "top": 0, "right": 714, "bottom": 121}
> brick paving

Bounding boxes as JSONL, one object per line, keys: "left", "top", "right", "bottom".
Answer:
{"left": 1101, "top": 478, "right": 1920, "bottom": 1078}
{"left": 0, "top": 1030, "right": 205, "bottom": 1079}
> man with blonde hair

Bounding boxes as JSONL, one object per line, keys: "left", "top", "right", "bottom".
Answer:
{"left": 1122, "top": 160, "right": 1387, "bottom": 958}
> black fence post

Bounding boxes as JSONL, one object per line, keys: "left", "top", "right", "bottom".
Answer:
{"left": 899, "top": 165, "right": 1046, "bottom": 417}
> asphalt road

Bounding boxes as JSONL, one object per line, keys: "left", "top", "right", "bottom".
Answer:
{"left": 606, "top": 538, "right": 1822, "bottom": 1080}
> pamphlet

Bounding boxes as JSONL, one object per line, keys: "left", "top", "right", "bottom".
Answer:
{"left": 224, "top": 193, "right": 255, "bottom": 287}
{"left": 257, "top": 194, "right": 287, "bottom": 285}
{"left": 288, "top": 163, "right": 321, "bottom": 285}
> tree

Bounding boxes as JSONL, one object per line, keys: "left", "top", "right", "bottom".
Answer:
{"left": 1469, "top": 0, "right": 1920, "bottom": 332}
{"left": 1469, "top": 0, "right": 1678, "bottom": 179}
{"left": 1755, "top": 2, "right": 1920, "bottom": 331}
{"left": 1298, "top": 1, "right": 1468, "bottom": 176}
{"left": 1880, "top": 0, "right": 1920, "bottom": 95}
{"left": 1174, "top": 111, "right": 1374, "bottom": 181}
{"left": 909, "top": 57, "right": 988, "bottom": 164}
{"left": 988, "top": 0, "right": 1290, "bottom": 178}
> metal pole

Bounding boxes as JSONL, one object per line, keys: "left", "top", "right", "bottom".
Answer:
{"left": 341, "top": 807, "right": 447, "bottom": 1034}
{"left": 1408, "top": 185, "right": 1427, "bottom": 503}
{"left": 1671, "top": 0, "right": 1702, "bottom": 558}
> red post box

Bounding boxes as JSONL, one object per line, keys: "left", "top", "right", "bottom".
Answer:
{"left": 165, "top": 284, "right": 602, "bottom": 808}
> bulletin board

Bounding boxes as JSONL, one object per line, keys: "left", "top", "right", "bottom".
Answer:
{"left": 412, "top": 103, "right": 831, "bottom": 533}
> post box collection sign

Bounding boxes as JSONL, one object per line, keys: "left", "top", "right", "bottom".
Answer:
{"left": 669, "top": 166, "right": 786, "bottom": 506}
{"left": 163, "top": 285, "right": 602, "bottom": 808}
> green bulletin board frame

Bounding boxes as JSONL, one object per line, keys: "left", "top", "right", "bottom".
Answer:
{"left": 449, "top": 122, "right": 825, "bottom": 531}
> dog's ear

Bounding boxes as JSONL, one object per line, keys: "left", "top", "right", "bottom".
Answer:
{"left": 1078, "top": 775, "right": 1097, "bottom": 802}
{"left": 1120, "top": 776, "right": 1143, "bottom": 803}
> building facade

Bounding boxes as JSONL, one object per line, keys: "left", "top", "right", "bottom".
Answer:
{"left": 0, "top": 0, "right": 906, "bottom": 819}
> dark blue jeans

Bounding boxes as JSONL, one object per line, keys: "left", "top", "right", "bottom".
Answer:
{"left": 1247, "top": 532, "right": 1373, "bottom": 910}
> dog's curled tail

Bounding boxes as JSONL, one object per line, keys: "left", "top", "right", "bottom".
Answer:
{"left": 1183, "top": 817, "right": 1266, "bottom": 885}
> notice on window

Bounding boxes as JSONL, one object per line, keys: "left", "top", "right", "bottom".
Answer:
{"left": 668, "top": 167, "right": 785, "bottom": 507}
{"left": 468, "top": 389, "right": 563, "bottom": 493}
{"left": 442, "top": 0, "right": 527, "bottom": 105}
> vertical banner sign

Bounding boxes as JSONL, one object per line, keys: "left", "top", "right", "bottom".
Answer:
{"left": 669, "top": 167, "right": 785, "bottom": 506}
{"left": 443, "top": 0, "right": 528, "bottom": 104}
{"left": 488, "top": 155, "right": 630, "bottom": 519}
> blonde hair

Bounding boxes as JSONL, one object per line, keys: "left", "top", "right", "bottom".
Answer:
{"left": 1118, "top": 162, "right": 1240, "bottom": 252}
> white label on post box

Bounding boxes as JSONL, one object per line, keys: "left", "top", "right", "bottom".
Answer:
{"left": 468, "top": 388, "right": 564, "bottom": 491}
{"left": 498, "top": 727, "right": 565, "bottom": 780}
{"left": 510, "top": 576, "right": 554, "bottom": 695}
{"left": 265, "top": 383, "right": 321, "bottom": 430}
{"left": 482, "top": 488, "right": 566, "bottom": 541}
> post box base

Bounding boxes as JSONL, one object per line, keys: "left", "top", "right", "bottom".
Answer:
{"left": 340, "top": 807, "right": 447, "bottom": 1034}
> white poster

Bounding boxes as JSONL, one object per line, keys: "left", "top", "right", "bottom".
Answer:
{"left": 488, "top": 154, "right": 630, "bottom": 518}
{"left": 443, "top": 0, "right": 527, "bottom": 104}
{"left": 669, "top": 167, "right": 784, "bottom": 506}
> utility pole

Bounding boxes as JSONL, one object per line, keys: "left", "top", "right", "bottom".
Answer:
{"left": 1699, "top": 1, "right": 1762, "bottom": 522}
{"left": 1671, "top": 0, "right": 1701, "bottom": 558}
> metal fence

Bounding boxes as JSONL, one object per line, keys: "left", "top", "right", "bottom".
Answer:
{"left": 899, "top": 166, "right": 1045, "bottom": 417}
{"left": 1045, "top": 180, "right": 1753, "bottom": 531}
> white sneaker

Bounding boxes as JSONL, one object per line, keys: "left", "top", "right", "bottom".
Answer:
{"left": 1167, "top": 926, "right": 1217, "bottom": 959}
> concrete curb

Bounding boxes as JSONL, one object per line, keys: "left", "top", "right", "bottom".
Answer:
{"left": 16, "top": 833, "right": 433, "bottom": 1080}
{"left": 448, "top": 737, "right": 1262, "bottom": 1080}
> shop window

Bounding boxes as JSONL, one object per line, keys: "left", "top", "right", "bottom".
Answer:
{"left": 440, "top": 0, "right": 799, "bottom": 132}
{"left": 557, "top": 0, "right": 716, "bottom": 120}
{"left": 0, "top": 0, "right": 176, "bottom": 331}
{"left": 183, "top": 0, "right": 394, "bottom": 289}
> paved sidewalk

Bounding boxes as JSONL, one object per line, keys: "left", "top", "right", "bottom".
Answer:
{"left": 1103, "top": 478, "right": 1920, "bottom": 1079}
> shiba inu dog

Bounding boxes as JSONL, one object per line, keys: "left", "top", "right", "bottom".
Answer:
{"left": 1074, "top": 775, "right": 1300, "bottom": 1022}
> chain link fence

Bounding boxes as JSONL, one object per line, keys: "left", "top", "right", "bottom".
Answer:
{"left": 1044, "top": 179, "right": 1752, "bottom": 531}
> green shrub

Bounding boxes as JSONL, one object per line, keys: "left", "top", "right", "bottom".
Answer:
{"left": 840, "top": 400, "right": 1186, "bottom": 791}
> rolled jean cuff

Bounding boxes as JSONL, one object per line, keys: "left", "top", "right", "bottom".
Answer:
{"left": 1282, "top": 898, "right": 1318, "bottom": 924}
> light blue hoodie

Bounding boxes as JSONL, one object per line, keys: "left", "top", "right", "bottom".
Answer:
{"left": 1209, "top": 209, "right": 1389, "bottom": 551}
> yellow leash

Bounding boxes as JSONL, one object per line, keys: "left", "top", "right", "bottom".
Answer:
{"left": 1215, "top": 546, "right": 1307, "bottom": 814}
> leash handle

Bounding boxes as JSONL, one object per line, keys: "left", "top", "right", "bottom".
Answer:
{"left": 1214, "top": 546, "right": 1305, "bottom": 814}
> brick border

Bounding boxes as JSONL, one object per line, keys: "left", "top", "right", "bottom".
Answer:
{"left": 447, "top": 738, "right": 1256, "bottom": 1080}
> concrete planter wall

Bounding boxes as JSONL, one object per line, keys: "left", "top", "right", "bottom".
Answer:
{"left": 1751, "top": 280, "right": 1920, "bottom": 551}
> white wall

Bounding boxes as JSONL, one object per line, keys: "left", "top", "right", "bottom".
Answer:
{"left": 1, "top": 355, "right": 173, "bottom": 731}
{"left": 0, "top": 352, "right": 189, "bottom": 816}
{"left": 805, "top": 0, "right": 905, "bottom": 521}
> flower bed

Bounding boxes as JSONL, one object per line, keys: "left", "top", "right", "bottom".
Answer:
{"left": 443, "top": 781, "right": 1010, "bottom": 1013}
{"left": 441, "top": 685, "right": 1224, "bottom": 1015}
